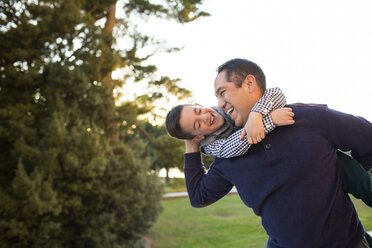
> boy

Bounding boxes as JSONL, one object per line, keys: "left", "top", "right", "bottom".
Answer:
{"left": 166, "top": 88, "right": 372, "bottom": 244}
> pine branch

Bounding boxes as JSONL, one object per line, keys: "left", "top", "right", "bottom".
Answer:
{"left": 135, "top": 122, "right": 158, "bottom": 148}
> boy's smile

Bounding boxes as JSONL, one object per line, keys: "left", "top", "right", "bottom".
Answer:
{"left": 179, "top": 105, "right": 225, "bottom": 137}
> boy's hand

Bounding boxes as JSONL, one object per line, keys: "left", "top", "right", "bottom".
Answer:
{"left": 240, "top": 112, "right": 265, "bottom": 144}
{"left": 184, "top": 139, "right": 200, "bottom": 153}
{"left": 271, "top": 108, "right": 295, "bottom": 126}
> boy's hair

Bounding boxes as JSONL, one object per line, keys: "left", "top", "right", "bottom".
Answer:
{"left": 166, "top": 104, "right": 194, "bottom": 140}
{"left": 217, "top": 58, "right": 266, "bottom": 92}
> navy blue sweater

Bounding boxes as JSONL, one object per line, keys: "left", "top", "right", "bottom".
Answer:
{"left": 184, "top": 105, "right": 372, "bottom": 248}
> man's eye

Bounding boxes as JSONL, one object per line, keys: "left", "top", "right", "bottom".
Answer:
{"left": 221, "top": 90, "right": 225, "bottom": 96}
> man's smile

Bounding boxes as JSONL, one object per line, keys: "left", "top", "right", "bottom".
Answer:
{"left": 226, "top": 107, "right": 234, "bottom": 115}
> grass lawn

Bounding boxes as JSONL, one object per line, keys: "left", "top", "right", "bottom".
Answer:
{"left": 161, "top": 177, "right": 187, "bottom": 193}
{"left": 148, "top": 194, "right": 372, "bottom": 248}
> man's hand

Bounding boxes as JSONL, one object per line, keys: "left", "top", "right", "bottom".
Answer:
{"left": 271, "top": 108, "right": 295, "bottom": 126}
{"left": 240, "top": 112, "right": 265, "bottom": 144}
{"left": 184, "top": 139, "right": 200, "bottom": 153}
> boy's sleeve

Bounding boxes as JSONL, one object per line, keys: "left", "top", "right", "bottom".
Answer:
{"left": 263, "top": 112, "right": 275, "bottom": 133}
{"left": 202, "top": 115, "right": 275, "bottom": 158}
{"left": 201, "top": 89, "right": 280, "bottom": 158}
{"left": 202, "top": 129, "right": 251, "bottom": 158}
{"left": 251, "top": 87, "right": 286, "bottom": 115}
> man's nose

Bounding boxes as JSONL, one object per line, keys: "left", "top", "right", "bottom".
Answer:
{"left": 218, "top": 98, "right": 226, "bottom": 110}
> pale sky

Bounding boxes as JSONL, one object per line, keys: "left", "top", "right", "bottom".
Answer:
{"left": 138, "top": 0, "right": 372, "bottom": 122}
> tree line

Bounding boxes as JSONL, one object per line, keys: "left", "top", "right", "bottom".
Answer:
{"left": 0, "top": 0, "right": 208, "bottom": 247}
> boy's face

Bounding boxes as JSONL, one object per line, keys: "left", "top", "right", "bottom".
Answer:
{"left": 179, "top": 104, "right": 225, "bottom": 138}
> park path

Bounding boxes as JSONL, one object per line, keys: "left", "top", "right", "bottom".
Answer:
{"left": 162, "top": 188, "right": 237, "bottom": 199}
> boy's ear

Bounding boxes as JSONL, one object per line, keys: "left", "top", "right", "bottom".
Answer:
{"left": 192, "top": 135, "right": 205, "bottom": 144}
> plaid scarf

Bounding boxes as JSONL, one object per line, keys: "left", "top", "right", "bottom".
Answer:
{"left": 200, "top": 107, "right": 237, "bottom": 147}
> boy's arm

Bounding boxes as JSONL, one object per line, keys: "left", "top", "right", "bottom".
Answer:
{"left": 243, "top": 87, "right": 286, "bottom": 143}
{"left": 202, "top": 108, "right": 295, "bottom": 158}
{"left": 251, "top": 87, "right": 286, "bottom": 115}
{"left": 202, "top": 129, "right": 250, "bottom": 158}
{"left": 202, "top": 87, "right": 289, "bottom": 158}
{"left": 202, "top": 114, "right": 274, "bottom": 158}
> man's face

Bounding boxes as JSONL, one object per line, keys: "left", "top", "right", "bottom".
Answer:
{"left": 179, "top": 105, "right": 225, "bottom": 137}
{"left": 214, "top": 70, "right": 255, "bottom": 127}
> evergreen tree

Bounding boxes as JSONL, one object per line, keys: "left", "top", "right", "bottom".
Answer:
{"left": 0, "top": 0, "right": 207, "bottom": 247}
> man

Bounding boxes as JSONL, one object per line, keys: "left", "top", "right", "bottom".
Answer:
{"left": 183, "top": 59, "right": 372, "bottom": 247}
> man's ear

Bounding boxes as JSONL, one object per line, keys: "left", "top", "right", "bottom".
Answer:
{"left": 192, "top": 135, "right": 205, "bottom": 144}
{"left": 243, "top": 74, "right": 257, "bottom": 93}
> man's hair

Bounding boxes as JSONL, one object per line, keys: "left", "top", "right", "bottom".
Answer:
{"left": 217, "top": 58, "right": 266, "bottom": 92}
{"left": 166, "top": 104, "right": 194, "bottom": 140}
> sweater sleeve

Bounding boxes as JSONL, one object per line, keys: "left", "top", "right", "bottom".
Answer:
{"left": 184, "top": 152, "right": 233, "bottom": 207}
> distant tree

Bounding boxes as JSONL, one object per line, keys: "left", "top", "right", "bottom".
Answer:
{"left": 121, "top": 118, "right": 185, "bottom": 183}
{"left": 154, "top": 134, "right": 185, "bottom": 182}
{"left": 0, "top": 0, "right": 208, "bottom": 247}
{"left": 202, "top": 153, "right": 215, "bottom": 169}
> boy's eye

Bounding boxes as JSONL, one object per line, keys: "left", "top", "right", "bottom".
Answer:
{"left": 195, "top": 121, "right": 200, "bottom": 130}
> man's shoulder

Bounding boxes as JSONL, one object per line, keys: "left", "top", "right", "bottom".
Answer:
{"left": 286, "top": 103, "right": 332, "bottom": 127}
{"left": 287, "top": 103, "right": 329, "bottom": 115}
{"left": 288, "top": 103, "right": 328, "bottom": 109}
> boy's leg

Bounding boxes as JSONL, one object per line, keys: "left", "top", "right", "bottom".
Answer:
{"left": 337, "top": 151, "right": 372, "bottom": 247}
{"left": 366, "top": 232, "right": 372, "bottom": 248}
{"left": 337, "top": 150, "right": 372, "bottom": 207}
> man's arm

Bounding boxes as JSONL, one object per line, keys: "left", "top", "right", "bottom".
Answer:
{"left": 184, "top": 139, "right": 200, "bottom": 153}
{"left": 184, "top": 141, "right": 233, "bottom": 207}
